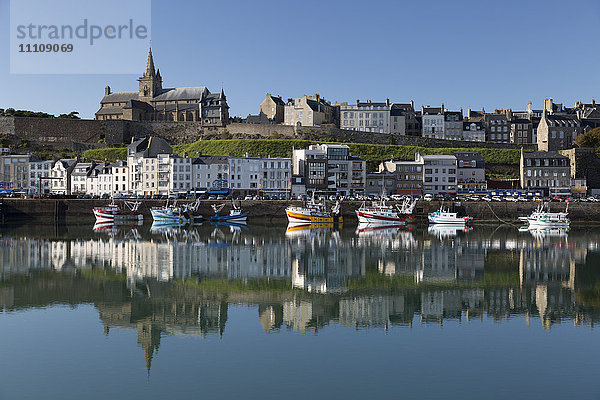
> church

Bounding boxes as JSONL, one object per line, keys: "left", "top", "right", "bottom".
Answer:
{"left": 95, "top": 49, "right": 229, "bottom": 126}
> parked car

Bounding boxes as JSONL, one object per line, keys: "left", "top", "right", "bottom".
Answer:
{"left": 423, "top": 194, "right": 433, "bottom": 201}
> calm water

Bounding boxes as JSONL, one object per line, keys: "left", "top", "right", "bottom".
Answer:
{"left": 1, "top": 221, "right": 600, "bottom": 399}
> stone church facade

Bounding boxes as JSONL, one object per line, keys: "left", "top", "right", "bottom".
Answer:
{"left": 95, "top": 49, "right": 229, "bottom": 126}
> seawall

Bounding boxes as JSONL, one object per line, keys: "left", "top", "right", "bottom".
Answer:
{"left": 0, "top": 199, "right": 595, "bottom": 224}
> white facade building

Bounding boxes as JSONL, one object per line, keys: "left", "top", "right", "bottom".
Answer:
{"left": 192, "top": 155, "right": 229, "bottom": 191}
{"left": 422, "top": 106, "right": 445, "bottom": 139}
{"left": 169, "top": 155, "right": 193, "bottom": 194}
{"left": 50, "top": 158, "right": 77, "bottom": 195}
{"left": 339, "top": 100, "right": 391, "bottom": 134}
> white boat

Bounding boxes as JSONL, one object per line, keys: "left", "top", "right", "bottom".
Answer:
{"left": 150, "top": 201, "right": 189, "bottom": 224}
{"left": 93, "top": 200, "right": 143, "bottom": 223}
{"left": 355, "top": 197, "right": 416, "bottom": 225}
{"left": 520, "top": 204, "right": 570, "bottom": 227}
{"left": 286, "top": 195, "right": 342, "bottom": 224}
{"left": 428, "top": 207, "right": 473, "bottom": 224}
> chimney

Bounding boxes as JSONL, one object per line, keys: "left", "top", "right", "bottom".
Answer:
{"left": 367, "top": 99, "right": 371, "bottom": 103}
{"left": 315, "top": 94, "right": 320, "bottom": 102}
{"left": 410, "top": 100, "right": 414, "bottom": 109}
{"left": 386, "top": 98, "right": 390, "bottom": 106}
{"left": 467, "top": 108, "right": 471, "bottom": 119}
{"left": 104, "top": 85, "right": 111, "bottom": 96}
{"left": 356, "top": 99, "right": 360, "bottom": 105}
{"left": 441, "top": 103, "right": 445, "bottom": 113}
{"left": 593, "top": 99, "right": 596, "bottom": 105}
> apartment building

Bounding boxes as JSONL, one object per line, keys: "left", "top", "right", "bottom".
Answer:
{"left": 339, "top": 99, "right": 391, "bottom": 134}
{"left": 416, "top": 153, "right": 457, "bottom": 195}
{"left": 537, "top": 110, "right": 582, "bottom": 151}
{"left": 454, "top": 152, "right": 487, "bottom": 193}
{"left": 378, "top": 159, "right": 424, "bottom": 195}
{"left": 227, "top": 156, "right": 291, "bottom": 197}
{"left": 126, "top": 137, "right": 173, "bottom": 195}
{"left": 484, "top": 113, "right": 510, "bottom": 143}
{"left": 510, "top": 118, "right": 534, "bottom": 144}
{"left": 390, "top": 102, "right": 420, "bottom": 136}
{"left": 421, "top": 105, "right": 445, "bottom": 139}
{"left": 444, "top": 111, "right": 463, "bottom": 140}
{"left": 0, "top": 155, "right": 30, "bottom": 192}
{"left": 28, "top": 159, "right": 54, "bottom": 195}
{"left": 70, "top": 162, "right": 96, "bottom": 195}
{"left": 169, "top": 155, "right": 193, "bottom": 194}
{"left": 462, "top": 121, "right": 486, "bottom": 142}
{"left": 50, "top": 158, "right": 77, "bottom": 195}
{"left": 292, "top": 144, "right": 366, "bottom": 196}
{"left": 520, "top": 150, "right": 570, "bottom": 195}
{"left": 192, "top": 155, "right": 229, "bottom": 191}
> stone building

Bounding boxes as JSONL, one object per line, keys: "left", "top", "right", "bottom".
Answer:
{"left": 259, "top": 93, "right": 285, "bottom": 123}
{"left": 338, "top": 99, "right": 392, "bottom": 133}
{"left": 509, "top": 117, "right": 533, "bottom": 145}
{"left": 537, "top": 110, "right": 581, "bottom": 151}
{"left": 95, "top": 49, "right": 229, "bottom": 126}
{"left": 484, "top": 112, "right": 510, "bottom": 143}
{"left": 520, "top": 150, "right": 570, "bottom": 195}
{"left": 443, "top": 111, "right": 463, "bottom": 141}
{"left": 284, "top": 94, "right": 335, "bottom": 127}
{"left": 390, "top": 102, "right": 420, "bottom": 136}
{"left": 462, "top": 121, "right": 486, "bottom": 142}
{"left": 365, "top": 170, "right": 397, "bottom": 196}
{"left": 562, "top": 148, "right": 600, "bottom": 194}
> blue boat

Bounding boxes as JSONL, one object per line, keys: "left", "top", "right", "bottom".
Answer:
{"left": 210, "top": 201, "right": 248, "bottom": 223}
{"left": 150, "top": 201, "right": 189, "bottom": 224}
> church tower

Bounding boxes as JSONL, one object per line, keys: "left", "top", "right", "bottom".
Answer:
{"left": 138, "top": 48, "right": 162, "bottom": 102}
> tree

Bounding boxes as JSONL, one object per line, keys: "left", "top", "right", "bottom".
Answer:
{"left": 575, "top": 127, "right": 600, "bottom": 148}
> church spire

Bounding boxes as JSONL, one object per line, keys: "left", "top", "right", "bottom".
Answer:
{"left": 145, "top": 48, "right": 156, "bottom": 77}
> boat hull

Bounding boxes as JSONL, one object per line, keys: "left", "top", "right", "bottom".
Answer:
{"left": 355, "top": 210, "right": 408, "bottom": 225}
{"left": 285, "top": 209, "right": 342, "bottom": 224}
{"left": 428, "top": 215, "right": 470, "bottom": 224}
{"left": 210, "top": 213, "right": 248, "bottom": 222}
{"left": 150, "top": 209, "right": 188, "bottom": 224}
{"left": 93, "top": 208, "right": 143, "bottom": 223}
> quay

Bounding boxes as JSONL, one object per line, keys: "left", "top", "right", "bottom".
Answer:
{"left": 0, "top": 199, "right": 598, "bottom": 224}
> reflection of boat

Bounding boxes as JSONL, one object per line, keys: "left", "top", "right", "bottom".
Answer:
{"left": 150, "top": 201, "right": 189, "bottom": 224}
{"left": 285, "top": 222, "right": 340, "bottom": 237}
{"left": 519, "top": 204, "right": 570, "bottom": 228}
{"left": 355, "top": 198, "right": 416, "bottom": 225}
{"left": 210, "top": 201, "right": 248, "bottom": 222}
{"left": 149, "top": 221, "right": 185, "bottom": 234}
{"left": 211, "top": 221, "right": 248, "bottom": 231}
{"left": 92, "top": 221, "right": 119, "bottom": 235}
{"left": 285, "top": 195, "right": 342, "bottom": 224}
{"left": 519, "top": 225, "right": 569, "bottom": 239}
{"left": 428, "top": 207, "right": 472, "bottom": 224}
{"left": 428, "top": 224, "right": 473, "bottom": 239}
{"left": 356, "top": 223, "right": 404, "bottom": 235}
{"left": 93, "top": 200, "right": 143, "bottom": 223}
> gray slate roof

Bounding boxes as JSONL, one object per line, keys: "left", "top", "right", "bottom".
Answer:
{"left": 152, "top": 87, "right": 208, "bottom": 102}
{"left": 101, "top": 92, "right": 139, "bottom": 104}
{"left": 523, "top": 151, "right": 568, "bottom": 159}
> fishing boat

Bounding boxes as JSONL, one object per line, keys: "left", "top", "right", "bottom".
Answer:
{"left": 285, "top": 195, "right": 342, "bottom": 224}
{"left": 355, "top": 197, "right": 416, "bottom": 225}
{"left": 210, "top": 200, "right": 248, "bottom": 222}
{"left": 428, "top": 207, "right": 473, "bottom": 224}
{"left": 183, "top": 199, "right": 204, "bottom": 223}
{"left": 150, "top": 200, "right": 189, "bottom": 224}
{"left": 93, "top": 200, "right": 143, "bottom": 223}
{"left": 519, "top": 203, "right": 570, "bottom": 227}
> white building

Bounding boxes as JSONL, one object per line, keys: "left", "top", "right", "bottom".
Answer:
{"left": 28, "top": 159, "right": 54, "bottom": 195}
{"left": 228, "top": 155, "right": 291, "bottom": 197}
{"left": 462, "top": 121, "right": 486, "bottom": 142}
{"left": 169, "top": 155, "right": 193, "bottom": 194}
{"left": 192, "top": 155, "right": 229, "bottom": 192}
{"left": 50, "top": 158, "right": 77, "bottom": 195}
{"left": 416, "top": 153, "right": 457, "bottom": 195}
{"left": 70, "top": 162, "right": 96, "bottom": 195}
{"left": 126, "top": 137, "right": 173, "bottom": 196}
{"left": 422, "top": 105, "right": 445, "bottom": 139}
{"left": 339, "top": 100, "right": 391, "bottom": 134}
{"left": 88, "top": 161, "right": 128, "bottom": 197}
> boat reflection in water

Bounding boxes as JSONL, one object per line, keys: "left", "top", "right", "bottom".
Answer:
{"left": 355, "top": 222, "right": 406, "bottom": 236}
{"left": 427, "top": 223, "right": 473, "bottom": 239}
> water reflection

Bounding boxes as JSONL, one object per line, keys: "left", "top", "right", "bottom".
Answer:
{"left": 1, "top": 222, "right": 600, "bottom": 370}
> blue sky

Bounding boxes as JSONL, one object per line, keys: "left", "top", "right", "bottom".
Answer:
{"left": 1, "top": 0, "right": 599, "bottom": 119}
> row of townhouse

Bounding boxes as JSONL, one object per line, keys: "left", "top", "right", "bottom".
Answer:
{"left": 256, "top": 94, "right": 600, "bottom": 151}
{"left": 373, "top": 152, "right": 487, "bottom": 196}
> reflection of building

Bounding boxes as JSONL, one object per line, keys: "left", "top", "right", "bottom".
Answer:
{"left": 338, "top": 296, "right": 405, "bottom": 328}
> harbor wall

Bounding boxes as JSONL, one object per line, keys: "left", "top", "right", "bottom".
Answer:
{"left": 0, "top": 199, "right": 596, "bottom": 224}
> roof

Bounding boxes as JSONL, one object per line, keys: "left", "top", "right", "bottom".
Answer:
{"left": 55, "top": 158, "right": 77, "bottom": 169}
{"left": 444, "top": 111, "right": 463, "bottom": 121}
{"left": 95, "top": 106, "right": 124, "bottom": 115}
{"left": 269, "top": 95, "right": 285, "bottom": 106}
{"left": 192, "top": 155, "right": 229, "bottom": 165}
{"left": 463, "top": 121, "right": 485, "bottom": 129}
{"left": 422, "top": 107, "right": 442, "bottom": 115}
{"left": 523, "top": 151, "right": 568, "bottom": 159}
{"left": 510, "top": 118, "right": 532, "bottom": 124}
{"left": 127, "top": 137, "right": 173, "bottom": 158}
{"left": 100, "top": 92, "right": 139, "bottom": 104}
{"left": 152, "top": 87, "right": 208, "bottom": 102}
{"left": 454, "top": 152, "right": 484, "bottom": 161}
